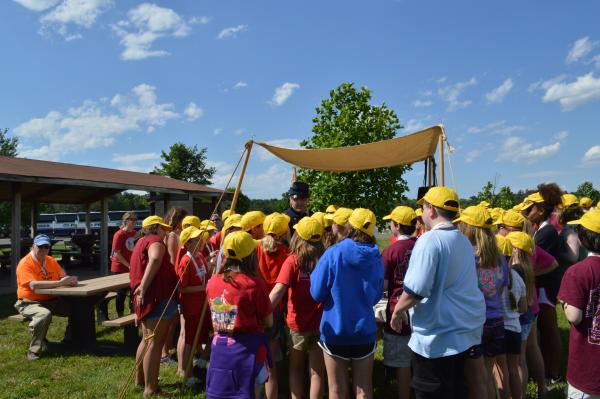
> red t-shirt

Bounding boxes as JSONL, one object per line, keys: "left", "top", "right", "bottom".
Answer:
{"left": 276, "top": 254, "right": 323, "bottom": 332}
{"left": 389, "top": 234, "right": 397, "bottom": 244}
{"left": 176, "top": 251, "right": 209, "bottom": 316}
{"left": 382, "top": 237, "right": 416, "bottom": 335}
{"left": 206, "top": 272, "right": 272, "bottom": 333}
{"left": 210, "top": 231, "right": 221, "bottom": 249}
{"left": 557, "top": 255, "right": 600, "bottom": 395}
{"left": 257, "top": 243, "right": 289, "bottom": 293}
{"left": 111, "top": 229, "right": 137, "bottom": 273}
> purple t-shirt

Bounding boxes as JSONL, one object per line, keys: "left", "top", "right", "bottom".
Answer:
{"left": 476, "top": 253, "right": 509, "bottom": 320}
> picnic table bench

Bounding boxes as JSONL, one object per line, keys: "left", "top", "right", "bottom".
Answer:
{"left": 34, "top": 273, "right": 131, "bottom": 349}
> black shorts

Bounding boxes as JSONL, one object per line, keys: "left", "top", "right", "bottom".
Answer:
{"left": 482, "top": 318, "right": 505, "bottom": 357}
{"left": 410, "top": 349, "right": 468, "bottom": 399}
{"left": 318, "top": 341, "right": 377, "bottom": 361}
{"left": 504, "top": 330, "right": 521, "bottom": 355}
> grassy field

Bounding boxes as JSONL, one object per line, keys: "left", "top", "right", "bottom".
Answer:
{"left": 0, "top": 237, "right": 570, "bottom": 398}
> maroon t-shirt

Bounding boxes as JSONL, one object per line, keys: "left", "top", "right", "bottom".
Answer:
{"left": 111, "top": 229, "right": 136, "bottom": 273}
{"left": 382, "top": 236, "right": 417, "bottom": 335}
{"left": 129, "top": 235, "right": 178, "bottom": 320}
{"left": 557, "top": 255, "right": 600, "bottom": 395}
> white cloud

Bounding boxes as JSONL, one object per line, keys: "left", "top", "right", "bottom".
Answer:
{"left": 541, "top": 73, "right": 600, "bottom": 110}
{"left": 438, "top": 77, "right": 477, "bottom": 111}
{"left": 14, "top": 83, "right": 180, "bottom": 160}
{"left": 234, "top": 128, "right": 246, "bottom": 136}
{"left": 212, "top": 128, "right": 222, "bottom": 136}
{"left": 217, "top": 24, "right": 247, "bottom": 39}
{"left": 39, "top": 0, "right": 113, "bottom": 41}
{"left": 183, "top": 102, "right": 203, "bottom": 121}
{"left": 404, "top": 118, "right": 424, "bottom": 132}
{"left": 189, "top": 16, "right": 210, "bottom": 25}
{"left": 13, "top": 0, "right": 60, "bottom": 12}
{"left": 412, "top": 99, "right": 432, "bottom": 107}
{"left": 582, "top": 145, "right": 600, "bottom": 165}
{"left": 255, "top": 138, "right": 301, "bottom": 161}
{"left": 528, "top": 75, "right": 567, "bottom": 93}
{"left": 214, "top": 164, "right": 291, "bottom": 198}
{"left": 465, "top": 149, "right": 482, "bottom": 163}
{"left": 518, "top": 170, "right": 570, "bottom": 179}
{"left": 485, "top": 78, "right": 513, "bottom": 104}
{"left": 270, "top": 82, "right": 300, "bottom": 106}
{"left": 467, "top": 120, "right": 526, "bottom": 135}
{"left": 112, "top": 3, "right": 200, "bottom": 60}
{"left": 233, "top": 81, "right": 248, "bottom": 89}
{"left": 112, "top": 152, "right": 159, "bottom": 164}
{"left": 566, "top": 36, "right": 598, "bottom": 64}
{"left": 554, "top": 130, "right": 569, "bottom": 141}
{"left": 496, "top": 136, "right": 562, "bottom": 164}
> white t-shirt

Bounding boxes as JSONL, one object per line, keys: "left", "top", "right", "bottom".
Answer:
{"left": 502, "top": 269, "right": 526, "bottom": 333}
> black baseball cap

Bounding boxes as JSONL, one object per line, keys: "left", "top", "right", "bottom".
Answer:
{"left": 288, "top": 181, "right": 309, "bottom": 198}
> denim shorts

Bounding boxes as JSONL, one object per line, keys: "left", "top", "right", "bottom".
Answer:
{"left": 145, "top": 299, "right": 179, "bottom": 321}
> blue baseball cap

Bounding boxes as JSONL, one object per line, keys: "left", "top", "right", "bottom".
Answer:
{"left": 33, "top": 234, "right": 51, "bottom": 247}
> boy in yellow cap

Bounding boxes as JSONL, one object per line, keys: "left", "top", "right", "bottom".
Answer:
{"left": 241, "top": 211, "right": 266, "bottom": 240}
{"left": 558, "top": 209, "right": 600, "bottom": 398}
{"left": 579, "top": 197, "right": 592, "bottom": 213}
{"left": 391, "top": 187, "right": 485, "bottom": 399}
{"left": 205, "top": 231, "right": 274, "bottom": 398}
{"left": 381, "top": 206, "right": 418, "bottom": 399}
{"left": 310, "top": 208, "right": 383, "bottom": 399}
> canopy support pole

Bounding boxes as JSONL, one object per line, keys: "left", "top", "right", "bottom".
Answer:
{"left": 229, "top": 141, "right": 253, "bottom": 213}
{"left": 11, "top": 183, "right": 21, "bottom": 289}
{"left": 439, "top": 132, "right": 445, "bottom": 186}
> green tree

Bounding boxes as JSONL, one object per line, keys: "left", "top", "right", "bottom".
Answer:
{"left": 495, "top": 186, "right": 516, "bottom": 209}
{"left": 152, "top": 142, "right": 215, "bottom": 185}
{"left": 0, "top": 128, "right": 18, "bottom": 157}
{"left": 476, "top": 181, "right": 495, "bottom": 205}
{"left": 297, "top": 83, "right": 411, "bottom": 227}
{"left": 575, "top": 181, "right": 599, "bottom": 203}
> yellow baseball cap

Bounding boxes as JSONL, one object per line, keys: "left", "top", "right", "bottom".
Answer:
{"left": 415, "top": 208, "right": 423, "bottom": 218}
{"left": 263, "top": 212, "right": 290, "bottom": 237}
{"left": 489, "top": 208, "right": 505, "bottom": 224}
{"left": 223, "top": 213, "right": 243, "bottom": 231}
{"left": 521, "top": 192, "right": 544, "bottom": 211}
{"left": 559, "top": 194, "right": 579, "bottom": 210}
{"left": 325, "top": 207, "right": 353, "bottom": 226}
{"left": 223, "top": 231, "right": 257, "bottom": 261}
{"left": 495, "top": 234, "right": 513, "bottom": 257}
{"left": 506, "top": 231, "right": 534, "bottom": 255}
{"left": 349, "top": 208, "right": 377, "bottom": 237}
{"left": 241, "top": 211, "right": 266, "bottom": 232}
{"left": 512, "top": 202, "right": 527, "bottom": 212}
{"left": 222, "top": 209, "right": 232, "bottom": 221}
{"left": 580, "top": 197, "right": 593, "bottom": 209}
{"left": 417, "top": 186, "right": 460, "bottom": 212}
{"left": 453, "top": 206, "right": 494, "bottom": 229}
{"left": 293, "top": 216, "right": 324, "bottom": 242}
{"left": 496, "top": 209, "right": 525, "bottom": 228}
{"left": 311, "top": 212, "right": 333, "bottom": 228}
{"left": 325, "top": 205, "right": 338, "bottom": 214}
{"left": 182, "top": 215, "right": 201, "bottom": 229}
{"left": 142, "top": 215, "right": 172, "bottom": 229}
{"left": 179, "top": 226, "right": 209, "bottom": 246}
{"left": 479, "top": 201, "right": 491, "bottom": 209}
{"left": 383, "top": 206, "right": 417, "bottom": 226}
{"left": 200, "top": 220, "right": 217, "bottom": 232}
{"left": 567, "top": 209, "right": 600, "bottom": 234}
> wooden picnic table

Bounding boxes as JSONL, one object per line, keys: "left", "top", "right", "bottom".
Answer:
{"left": 34, "top": 273, "right": 130, "bottom": 349}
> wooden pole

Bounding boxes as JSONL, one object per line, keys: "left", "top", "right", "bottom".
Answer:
{"left": 30, "top": 202, "right": 38, "bottom": 238}
{"left": 100, "top": 196, "right": 109, "bottom": 275}
{"left": 11, "top": 184, "right": 21, "bottom": 289}
{"left": 85, "top": 203, "right": 92, "bottom": 234}
{"left": 439, "top": 132, "right": 445, "bottom": 187}
{"left": 292, "top": 166, "right": 297, "bottom": 183}
{"left": 229, "top": 141, "right": 253, "bottom": 213}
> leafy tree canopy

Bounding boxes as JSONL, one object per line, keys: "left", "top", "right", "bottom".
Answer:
{"left": 575, "top": 181, "right": 599, "bottom": 203}
{"left": 0, "top": 128, "right": 18, "bottom": 157}
{"left": 152, "top": 142, "right": 215, "bottom": 185}
{"left": 297, "top": 83, "right": 411, "bottom": 227}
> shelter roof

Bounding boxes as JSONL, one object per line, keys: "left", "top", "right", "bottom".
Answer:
{"left": 0, "top": 156, "right": 224, "bottom": 204}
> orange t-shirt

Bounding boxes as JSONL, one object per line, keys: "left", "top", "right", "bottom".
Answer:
{"left": 16, "top": 253, "right": 64, "bottom": 301}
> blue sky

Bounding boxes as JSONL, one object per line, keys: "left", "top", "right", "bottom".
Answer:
{"left": 1, "top": 0, "right": 599, "bottom": 200}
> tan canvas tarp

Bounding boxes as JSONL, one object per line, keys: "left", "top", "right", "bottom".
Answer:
{"left": 256, "top": 125, "right": 443, "bottom": 172}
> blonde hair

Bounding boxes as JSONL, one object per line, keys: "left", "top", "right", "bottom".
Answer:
{"left": 261, "top": 234, "right": 282, "bottom": 254}
{"left": 511, "top": 249, "right": 535, "bottom": 307}
{"left": 458, "top": 222, "right": 500, "bottom": 269}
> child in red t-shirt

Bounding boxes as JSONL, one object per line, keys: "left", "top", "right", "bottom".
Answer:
{"left": 206, "top": 231, "right": 273, "bottom": 398}
{"left": 270, "top": 216, "right": 326, "bottom": 399}
{"left": 557, "top": 210, "right": 600, "bottom": 398}
{"left": 175, "top": 226, "right": 211, "bottom": 382}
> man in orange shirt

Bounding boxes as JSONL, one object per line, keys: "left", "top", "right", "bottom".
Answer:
{"left": 14, "top": 234, "right": 78, "bottom": 360}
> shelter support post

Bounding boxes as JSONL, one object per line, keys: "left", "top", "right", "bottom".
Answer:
{"left": 85, "top": 203, "right": 91, "bottom": 234}
{"left": 30, "top": 202, "right": 38, "bottom": 238}
{"left": 439, "top": 133, "right": 445, "bottom": 186}
{"left": 230, "top": 141, "right": 253, "bottom": 213}
{"left": 100, "top": 196, "right": 109, "bottom": 275}
{"left": 11, "top": 184, "right": 22, "bottom": 289}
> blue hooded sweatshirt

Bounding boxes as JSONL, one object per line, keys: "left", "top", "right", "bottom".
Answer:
{"left": 310, "top": 238, "right": 384, "bottom": 345}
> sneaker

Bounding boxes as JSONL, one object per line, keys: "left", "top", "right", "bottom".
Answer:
{"left": 27, "top": 351, "right": 40, "bottom": 361}
{"left": 160, "top": 355, "right": 177, "bottom": 365}
{"left": 546, "top": 376, "right": 563, "bottom": 386}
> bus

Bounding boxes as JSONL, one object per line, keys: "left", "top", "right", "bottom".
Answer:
{"left": 36, "top": 210, "right": 150, "bottom": 237}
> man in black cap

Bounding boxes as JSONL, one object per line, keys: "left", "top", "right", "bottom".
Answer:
{"left": 283, "top": 181, "right": 311, "bottom": 232}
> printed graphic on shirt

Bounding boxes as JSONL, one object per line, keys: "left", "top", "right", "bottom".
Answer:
{"left": 478, "top": 267, "right": 504, "bottom": 298}
{"left": 125, "top": 237, "right": 136, "bottom": 252}
{"left": 210, "top": 291, "right": 237, "bottom": 332}
{"left": 587, "top": 283, "right": 600, "bottom": 345}
{"left": 194, "top": 262, "right": 207, "bottom": 285}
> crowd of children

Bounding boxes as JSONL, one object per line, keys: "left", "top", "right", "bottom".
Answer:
{"left": 120, "top": 182, "right": 600, "bottom": 399}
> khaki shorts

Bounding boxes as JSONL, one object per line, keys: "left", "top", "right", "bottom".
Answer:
{"left": 288, "top": 329, "right": 320, "bottom": 353}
